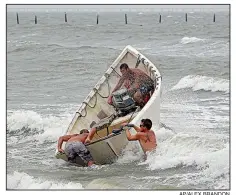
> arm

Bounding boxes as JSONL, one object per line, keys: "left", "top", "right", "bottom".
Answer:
{"left": 85, "top": 127, "right": 96, "bottom": 143}
{"left": 132, "top": 125, "right": 142, "bottom": 132}
{"left": 111, "top": 77, "right": 125, "bottom": 93}
{"left": 122, "top": 123, "right": 142, "bottom": 132}
{"left": 125, "top": 129, "right": 141, "bottom": 141}
{"left": 107, "top": 77, "right": 126, "bottom": 104}
{"left": 57, "top": 134, "right": 77, "bottom": 152}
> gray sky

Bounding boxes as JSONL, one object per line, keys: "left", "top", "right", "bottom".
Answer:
{"left": 7, "top": 4, "right": 229, "bottom": 12}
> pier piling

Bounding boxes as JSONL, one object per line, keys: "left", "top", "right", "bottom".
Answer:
{"left": 35, "top": 15, "right": 37, "bottom": 24}
{"left": 16, "top": 13, "right": 19, "bottom": 24}
{"left": 65, "top": 12, "right": 67, "bottom": 23}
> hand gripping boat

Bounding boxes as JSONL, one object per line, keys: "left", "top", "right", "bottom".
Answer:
{"left": 55, "top": 45, "right": 162, "bottom": 166}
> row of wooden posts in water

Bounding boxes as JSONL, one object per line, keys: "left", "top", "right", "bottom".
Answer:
{"left": 16, "top": 12, "right": 217, "bottom": 24}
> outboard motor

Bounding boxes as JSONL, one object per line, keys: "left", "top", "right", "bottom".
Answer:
{"left": 112, "top": 88, "right": 137, "bottom": 116}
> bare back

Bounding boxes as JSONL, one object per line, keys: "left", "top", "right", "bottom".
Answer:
{"left": 130, "top": 68, "right": 153, "bottom": 89}
{"left": 68, "top": 133, "right": 89, "bottom": 143}
{"left": 138, "top": 130, "right": 157, "bottom": 153}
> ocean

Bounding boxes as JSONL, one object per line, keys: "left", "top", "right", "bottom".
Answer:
{"left": 7, "top": 10, "right": 229, "bottom": 190}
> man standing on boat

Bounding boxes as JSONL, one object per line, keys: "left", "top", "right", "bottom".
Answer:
{"left": 123, "top": 118, "right": 157, "bottom": 155}
{"left": 107, "top": 63, "right": 154, "bottom": 107}
{"left": 57, "top": 129, "right": 94, "bottom": 166}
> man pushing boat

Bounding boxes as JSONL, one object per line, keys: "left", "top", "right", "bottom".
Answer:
{"left": 123, "top": 118, "right": 157, "bottom": 155}
{"left": 57, "top": 129, "right": 94, "bottom": 166}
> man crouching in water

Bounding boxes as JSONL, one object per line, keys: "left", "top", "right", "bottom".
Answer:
{"left": 57, "top": 129, "right": 94, "bottom": 166}
{"left": 123, "top": 118, "right": 157, "bottom": 159}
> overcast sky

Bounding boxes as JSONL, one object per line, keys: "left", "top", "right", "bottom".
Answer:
{"left": 7, "top": 4, "right": 229, "bottom": 12}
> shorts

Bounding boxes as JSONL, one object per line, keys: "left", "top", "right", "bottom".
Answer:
{"left": 64, "top": 141, "right": 93, "bottom": 163}
{"left": 127, "top": 81, "right": 154, "bottom": 97}
{"left": 139, "top": 82, "right": 154, "bottom": 96}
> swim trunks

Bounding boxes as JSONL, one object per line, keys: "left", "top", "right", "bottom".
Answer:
{"left": 64, "top": 141, "right": 93, "bottom": 163}
{"left": 139, "top": 81, "right": 154, "bottom": 95}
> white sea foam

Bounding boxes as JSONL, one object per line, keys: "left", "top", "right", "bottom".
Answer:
{"left": 16, "top": 40, "right": 40, "bottom": 47}
{"left": 7, "top": 110, "right": 72, "bottom": 143}
{"left": 85, "top": 178, "right": 123, "bottom": 189}
{"left": 180, "top": 37, "right": 205, "bottom": 44}
{"left": 117, "top": 126, "right": 175, "bottom": 164}
{"left": 171, "top": 75, "right": 229, "bottom": 93}
{"left": 140, "top": 129, "right": 229, "bottom": 189}
{"left": 21, "top": 33, "right": 37, "bottom": 38}
{"left": 116, "top": 140, "right": 144, "bottom": 164}
{"left": 7, "top": 171, "right": 83, "bottom": 189}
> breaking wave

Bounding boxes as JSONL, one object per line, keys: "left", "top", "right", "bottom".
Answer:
{"left": 7, "top": 110, "right": 72, "bottom": 143}
{"left": 7, "top": 171, "right": 83, "bottom": 189}
{"left": 141, "top": 128, "right": 229, "bottom": 189}
{"left": 180, "top": 37, "right": 205, "bottom": 44}
{"left": 171, "top": 75, "right": 229, "bottom": 93}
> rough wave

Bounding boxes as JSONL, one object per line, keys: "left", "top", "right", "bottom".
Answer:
{"left": 171, "top": 75, "right": 229, "bottom": 93}
{"left": 7, "top": 110, "right": 71, "bottom": 143}
{"left": 7, "top": 171, "right": 83, "bottom": 189}
{"left": 180, "top": 37, "right": 205, "bottom": 44}
{"left": 7, "top": 40, "right": 41, "bottom": 54}
{"left": 85, "top": 178, "right": 123, "bottom": 189}
{"left": 117, "top": 126, "right": 175, "bottom": 164}
{"left": 141, "top": 128, "right": 229, "bottom": 189}
{"left": 48, "top": 44, "right": 119, "bottom": 52}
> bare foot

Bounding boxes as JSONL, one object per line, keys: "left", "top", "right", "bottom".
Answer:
{"left": 87, "top": 161, "right": 94, "bottom": 167}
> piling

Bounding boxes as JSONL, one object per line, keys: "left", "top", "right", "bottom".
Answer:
{"left": 65, "top": 12, "right": 67, "bottom": 22}
{"left": 159, "top": 14, "right": 161, "bottom": 23}
{"left": 35, "top": 15, "right": 37, "bottom": 24}
{"left": 213, "top": 13, "right": 216, "bottom": 22}
{"left": 125, "top": 13, "right": 127, "bottom": 24}
{"left": 97, "top": 14, "right": 99, "bottom": 24}
{"left": 16, "top": 13, "right": 19, "bottom": 24}
{"left": 185, "top": 13, "right": 187, "bottom": 22}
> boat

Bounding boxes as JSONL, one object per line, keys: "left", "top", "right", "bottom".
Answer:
{"left": 55, "top": 45, "right": 162, "bottom": 166}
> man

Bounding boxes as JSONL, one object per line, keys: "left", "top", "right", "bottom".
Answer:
{"left": 123, "top": 119, "right": 157, "bottom": 154}
{"left": 57, "top": 129, "right": 94, "bottom": 166}
{"left": 107, "top": 63, "right": 154, "bottom": 107}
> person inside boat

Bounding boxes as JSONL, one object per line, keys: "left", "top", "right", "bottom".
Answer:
{"left": 107, "top": 63, "right": 154, "bottom": 107}
{"left": 57, "top": 129, "right": 94, "bottom": 166}
{"left": 123, "top": 118, "right": 157, "bottom": 154}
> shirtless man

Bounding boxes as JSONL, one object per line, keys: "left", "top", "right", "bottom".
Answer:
{"left": 57, "top": 129, "right": 94, "bottom": 166}
{"left": 123, "top": 119, "right": 157, "bottom": 154}
{"left": 107, "top": 63, "right": 154, "bottom": 107}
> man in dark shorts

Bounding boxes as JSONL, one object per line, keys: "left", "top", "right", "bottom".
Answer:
{"left": 57, "top": 129, "right": 94, "bottom": 166}
{"left": 107, "top": 63, "right": 154, "bottom": 107}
